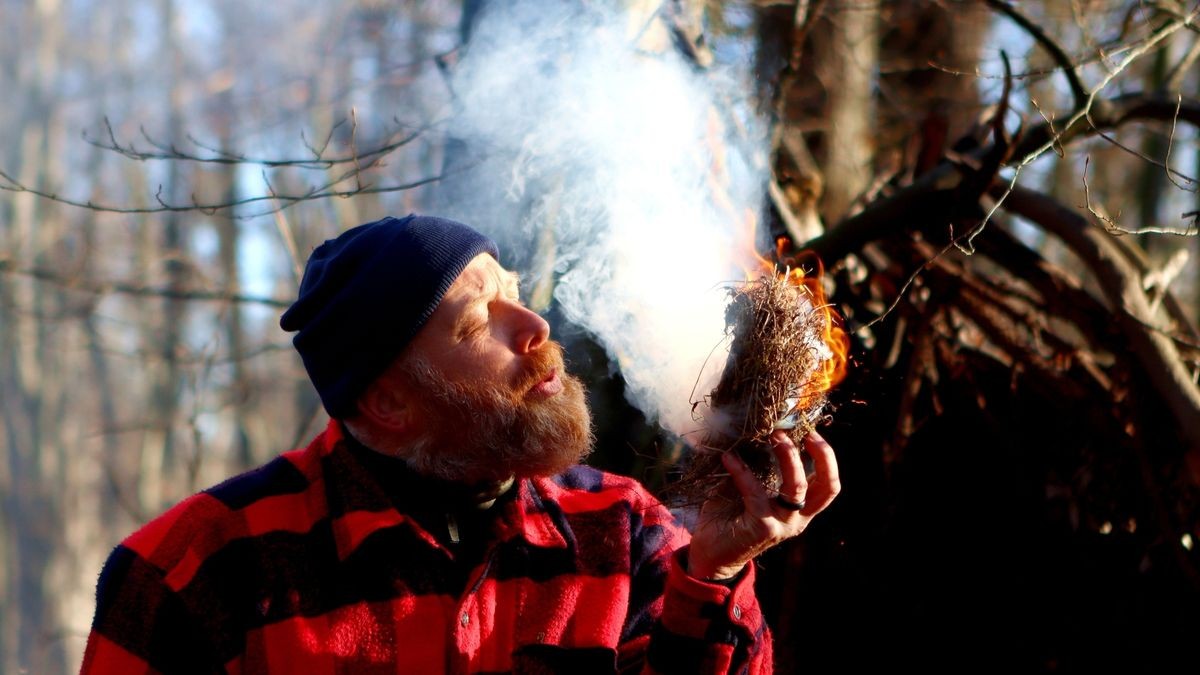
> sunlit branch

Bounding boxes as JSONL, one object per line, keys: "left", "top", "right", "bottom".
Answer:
{"left": 1010, "top": 6, "right": 1200, "bottom": 170}
{"left": 1011, "top": 93, "right": 1200, "bottom": 157}
{"left": 967, "top": 10, "right": 1200, "bottom": 257}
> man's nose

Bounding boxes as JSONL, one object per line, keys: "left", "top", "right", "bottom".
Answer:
{"left": 502, "top": 300, "right": 550, "bottom": 354}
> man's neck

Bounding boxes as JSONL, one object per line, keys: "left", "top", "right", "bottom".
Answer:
{"left": 341, "top": 423, "right": 515, "bottom": 511}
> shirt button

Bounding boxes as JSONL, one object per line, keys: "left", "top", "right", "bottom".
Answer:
{"left": 732, "top": 605, "right": 742, "bottom": 620}
{"left": 461, "top": 612, "right": 470, "bottom": 627}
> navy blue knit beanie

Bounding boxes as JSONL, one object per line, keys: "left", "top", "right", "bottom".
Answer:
{"left": 280, "top": 214, "right": 499, "bottom": 418}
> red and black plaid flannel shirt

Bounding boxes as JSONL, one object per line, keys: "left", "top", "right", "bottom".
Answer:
{"left": 82, "top": 421, "right": 771, "bottom": 674}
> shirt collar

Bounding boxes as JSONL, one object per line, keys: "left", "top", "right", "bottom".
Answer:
{"left": 310, "top": 420, "right": 570, "bottom": 560}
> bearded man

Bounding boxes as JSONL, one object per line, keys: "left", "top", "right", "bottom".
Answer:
{"left": 82, "top": 215, "right": 840, "bottom": 674}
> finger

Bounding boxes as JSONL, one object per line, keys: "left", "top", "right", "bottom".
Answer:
{"left": 802, "top": 430, "right": 841, "bottom": 511}
{"left": 720, "top": 451, "right": 773, "bottom": 518}
{"left": 769, "top": 430, "right": 808, "bottom": 507}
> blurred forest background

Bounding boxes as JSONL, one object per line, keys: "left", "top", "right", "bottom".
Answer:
{"left": 2, "top": 0, "right": 1199, "bottom": 673}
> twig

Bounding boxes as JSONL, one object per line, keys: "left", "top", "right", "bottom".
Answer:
{"left": 988, "top": 7, "right": 1200, "bottom": 243}
{"left": 1080, "top": 156, "right": 1123, "bottom": 231}
{"left": 0, "top": 169, "right": 454, "bottom": 219}
{"left": 84, "top": 117, "right": 429, "bottom": 170}
{"left": 0, "top": 259, "right": 291, "bottom": 307}
{"left": 1015, "top": 6, "right": 1199, "bottom": 169}
{"left": 1161, "top": 93, "right": 1195, "bottom": 190}
{"left": 859, "top": 232, "right": 958, "bottom": 332}
{"left": 960, "top": 50, "right": 1016, "bottom": 253}
{"left": 926, "top": 33, "right": 1140, "bottom": 83}
{"left": 1082, "top": 156, "right": 1198, "bottom": 236}
{"left": 1086, "top": 94, "right": 1199, "bottom": 191}
{"left": 808, "top": 94, "right": 1200, "bottom": 265}
{"left": 1028, "top": 97, "right": 1065, "bottom": 158}
{"left": 985, "top": 0, "right": 1088, "bottom": 108}
{"left": 998, "top": 184, "right": 1200, "bottom": 465}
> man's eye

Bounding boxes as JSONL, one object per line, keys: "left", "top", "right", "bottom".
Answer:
{"left": 459, "top": 320, "right": 486, "bottom": 340}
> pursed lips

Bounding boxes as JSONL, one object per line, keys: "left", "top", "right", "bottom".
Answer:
{"left": 528, "top": 368, "right": 563, "bottom": 397}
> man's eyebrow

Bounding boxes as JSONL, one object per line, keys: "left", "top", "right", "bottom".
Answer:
{"left": 452, "top": 270, "right": 521, "bottom": 326}
{"left": 452, "top": 296, "right": 485, "bottom": 334}
{"left": 450, "top": 271, "right": 512, "bottom": 334}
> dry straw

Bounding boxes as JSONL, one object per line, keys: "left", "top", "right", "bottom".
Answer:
{"left": 674, "top": 268, "right": 840, "bottom": 512}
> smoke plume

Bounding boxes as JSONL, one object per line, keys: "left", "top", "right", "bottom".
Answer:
{"left": 438, "top": 1, "right": 768, "bottom": 438}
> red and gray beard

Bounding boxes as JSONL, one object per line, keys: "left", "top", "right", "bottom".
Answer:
{"left": 399, "top": 341, "right": 595, "bottom": 483}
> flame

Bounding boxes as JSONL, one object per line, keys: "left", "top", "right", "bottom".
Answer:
{"left": 723, "top": 171, "right": 847, "bottom": 413}
{"left": 748, "top": 236, "right": 850, "bottom": 402}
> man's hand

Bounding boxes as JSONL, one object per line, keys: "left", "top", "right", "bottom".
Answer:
{"left": 687, "top": 430, "right": 840, "bottom": 581}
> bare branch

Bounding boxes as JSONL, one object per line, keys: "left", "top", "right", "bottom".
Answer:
{"left": 0, "top": 168, "right": 454, "bottom": 219}
{"left": 82, "top": 117, "right": 430, "bottom": 170}
{"left": 1080, "top": 155, "right": 1123, "bottom": 230}
{"left": 273, "top": 209, "right": 304, "bottom": 284}
{"left": 1013, "top": 92, "right": 1200, "bottom": 157}
{"left": 985, "top": 0, "right": 1088, "bottom": 108}
{"left": 959, "top": 50, "right": 1017, "bottom": 253}
{"left": 1029, "top": 97, "right": 1066, "bottom": 158}
{"left": 1101, "top": 219, "right": 1198, "bottom": 237}
{"left": 1161, "top": 93, "right": 1196, "bottom": 190}
{"left": 1086, "top": 95, "right": 1199, "bottom": 191}
{"left": 1083, "top": 156, "right": 1198, "bottom": 236}
{"left": 997, "top": 184, "right": 1200, "bottom": 463}
{"left": 1011, "top": 6, "right": 1200, "bottom": 171}
{"left": 807, "top": 92, "right": 1200, "bottom": 265}
{"left": 0, "top": 259, "right": 292, "bottom": 307}
{"left": 857, "top": 234, "right": 957, "bottom": 332}
{"left": 926, "top": 31, "right": 1147, "bottom": 84}
{"left": 1147, "top": 0, "right": 1200, "bottom": 34}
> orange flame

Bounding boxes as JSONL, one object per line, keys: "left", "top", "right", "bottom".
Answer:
{"left": 749, "top": 236, "right": 850, "bottom": 401}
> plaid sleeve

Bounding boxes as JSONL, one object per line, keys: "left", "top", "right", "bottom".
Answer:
{"left": 643, "top": 548, "right": 772, "bottom": 674}
{"left": 616, "top": 494, "right": 772, "bottom": 675}
{"left": 80, "top": 545, "right": 221, "bottom": 675}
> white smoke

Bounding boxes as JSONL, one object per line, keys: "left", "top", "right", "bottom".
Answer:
{"left": 442, "top": 1, "right": 768, "bottom": 438}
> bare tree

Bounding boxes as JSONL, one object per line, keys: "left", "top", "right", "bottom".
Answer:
{"left": 755, "top": 2, "right": 1200, "bottom": 672}
{"left": 2, "top": 1, "right": 1198, "bottom": 673}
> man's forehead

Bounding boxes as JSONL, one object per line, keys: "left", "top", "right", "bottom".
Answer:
{"left": 414, "top": 255, "right": 511, "bottom": 339}
{"left": 448, "top": 254, "right": 515, "bottom": 297}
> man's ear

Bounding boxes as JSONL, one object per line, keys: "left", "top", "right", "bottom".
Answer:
{"left": 356, "top": 377, "right": 416, "bottom": 435}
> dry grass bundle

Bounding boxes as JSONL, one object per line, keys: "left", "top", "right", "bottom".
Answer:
{"left": 673, "top": 269, "right": 842, "bottom": 510}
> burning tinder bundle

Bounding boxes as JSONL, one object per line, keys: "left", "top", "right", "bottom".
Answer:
{"left": 679, "top": 256, "right": 848, "bottom": 509}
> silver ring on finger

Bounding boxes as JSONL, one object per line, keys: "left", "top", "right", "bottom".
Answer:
{"left": 773, "top": 494, "right": 806, "bottom": 511}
